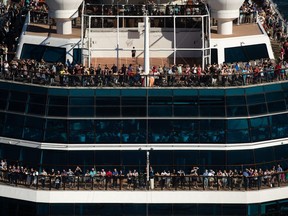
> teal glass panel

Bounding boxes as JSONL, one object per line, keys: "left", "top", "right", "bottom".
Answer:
{"left": 148, "top": 120, "right": 173, "bottom": 143}
{"left": 199, "top": 130, "right": 225, "bottom": 143}
{"left": 148, "top": 89, "right": 172, "bottom": 96}
{"left": 225, "top": 88, "right": 245, "bottom": 96}
{"left": 198, "top": 96, "right": 225, "bottom": 106}
{"left": 226, "top": 106, "right": 248, "bottom": 117}
{"left": 47, "top": 106, "right": 68, "bottom": 117}
{"left": 69, "top": 107, "right": 95, "bottom": 117}
{"left": 96, "top": 107, "right": 120, "bottom": 117}
{"left": 122, "top": 106, "right": 146, "bottom": 117}
{"left": 173, "top": 96, "right": 198, "bottom": 104}
{"left": 246, "top": 94, "right": 265, "bottom": 104}
{"left": 25, "top": 116, "right": 44, "bottom": 128}
{"left": 69, "top": 130, "right": 95, "bottom": 143}
{"left": 69, "top": 97, "right": 94, "bottom": 106}
{"left": 281, "top": 82, "right": 288, "bottom": 90}
{"left": 265, "top": 91, "right": 285, "bottom": 102}
{"left": 95, "top": 97, "right": 120, "bottom": 106}
{"left": 48, "top": 88, "right": 69, "bottom": 96}
{"left": 227, "top": 150, "right": 254, "bottom": 168}
{"left": 49, "top": 96, "right": 68, "bottom": 105}
{"left": 23, "top": 127, "right": 43, "bottom": 141}
{"left": 199, "top": 151, "right": 226, "bottom": 169}
{"left": 251, "top": 127, "right": 270, "bottom": 142}
{"left": 267, "top": 101, "right": 286, "bottom": 113}
{"left": 45, "top": 119, "right": 67, "bottom": 143}
{"left": 3, "top": 114, "right": 24, "bottom": 138}
{"left": 250, "top": 117, "right": 269, "bottom": 128}
{"left": 95, "top": 120, "right": 121, "bottom": 143}
{"left": 227, "top": 130, "right": 250, "bottom": 143}
{"left": 174, "top": 89, "right": 198, "bottom": 96}
{"left": 173, "top": 120, "right": 199, "bottom": 143}
{"left": 199, "top": 89, "right": 225, "bottom": 96}
{"left": 227, "top": 119, "right": 248, "bottom": 130}
{"left": 199, "top": 106, "right": 225, "bottom": 117}
{"left": 29, "top": 85, "right": 47, "bottom": 95}
{"left": 149, "top": 106, "right": 172, "bottom": 117}
{"left": 122, "top": 96, "right": 146, "bottom": 105}
{"left": 245, "top": 86, "right": 264, "bottom": 95}
{"left": 122, "top": 120, "right": 147, "bottom": 143}
{"left": 69, "top": 120, "right": 94, "bottom": 130}
{"left": 270, "top": 114, "right": 288, "bottom": 139}
{"left": 121, "top": 89, "right": 146, "bottom": 96}
{"left": 226, "top": 96, "right": 246, "bottom": 106}
{"left": 174, "top": 105, "right": 199, "bottom": 117}
{"left": 264, "top": 83, "right": 282, "bottom": 92}
{"left": 69, "top": 89, "right": 94, "bottom": 96}
{"left": 148, "top": 96, "right": 172, "bottom": 105}
{"left": 254, "top": 147, "right": 275, "bottom": 168}
{"left": 95, "top": 89, "right": 120, "bottom": 96}
{"left": 200, "top": 119, "right": 225, "bottom": 130}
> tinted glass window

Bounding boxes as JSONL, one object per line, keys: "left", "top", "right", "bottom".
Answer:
{"left": 29, "top": 94, "right": 47, "bottom": 104}
{"left": 224, "top": 44, "right": 269, "bottom": 63}
{"left": 226, "top": 96, "right": 246, "bottom": 106}
{"left": 49, "top": 96, "right": 68, "bottom": 105}
{"left": 226, "top": 106, "right": 248, "bottom": 117}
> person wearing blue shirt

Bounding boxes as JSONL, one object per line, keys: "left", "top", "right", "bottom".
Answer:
{"left": 203, "top": 169, "right": 209, "bottom": 189}
{"left": 112, "top": 168, "right": 119, "bottom": 188}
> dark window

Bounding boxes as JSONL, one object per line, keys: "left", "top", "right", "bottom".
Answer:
{"left": 21, "top": 44, "right": 66, "bottom": 63}
{"left": 224, "top": 44, "right": 269, "bottom": 63}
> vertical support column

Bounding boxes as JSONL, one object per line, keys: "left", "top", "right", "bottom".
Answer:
{"left": 207, "top": 14, "right": 211, "bottom": 65}
{"left": 173, "top": 15, "right": 176, "bottom": 65}
{"left": 81, "top": 0, "right": 85, "bottom": 65}
{"left": 144, "top": 14, "right": 150, "bottom": 75}
{"left": 56, "top": 19, "right": 72, "bottom": 34}
{"left": 88, "top": 16, "right": 91, "bottom": 67}
{"left": 117, "top": 15, "right": 120, "bottom": 69}
{"left": 146, "top": 151, "right": 150, "bottom": 190}
{"left": 201, "top": 16, "right": 205, "bottom": 70}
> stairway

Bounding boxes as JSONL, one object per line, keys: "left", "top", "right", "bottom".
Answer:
{"left": 270, "top": 39, "right": 282, "bottom": 61}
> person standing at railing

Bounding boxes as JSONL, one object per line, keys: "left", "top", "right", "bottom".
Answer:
{"left": 67, "top": 168, "right": 74, "bottom": 188}
{"left": 40, "top": 168, "right": 47, "bottom": 189}
{"left": 89, "top": 168, "right": 96, "bottom": 180}
{"left": 203, "top": 169, "right": 209, "bottom": 189}
{"left": 243, "top": 168, "right": 250, "bottom": 189}
{"left": 55, "top": 171, "right": 61, "bottom": 190}
{"left": 100, "top": 169, "right": 106, "bottom": 188}
{"left": 112, "top": 168, "right": 118, "bottom": 188}
{"left": 127, "top": 170, "right": 133, "bottom": 189}
{"left": 32, "top": 168, "right": 39, "bottom": 186}
{"left": 84, "top": 170, "right": 91, "bottom": 186}
{"left": 190, "top": 167, "right": 199, "bottom": 189}
{"left": 277, "top": 164, "right": 284, "bottom": 182}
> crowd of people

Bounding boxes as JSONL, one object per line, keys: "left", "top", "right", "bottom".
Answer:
{"left": 0, "top": 159, "right": 287, "bottom": 191}
{"left": 85, "top": 0, "right": 206, "bottom": 17}
{"left": 0, "top": 0, "right": 287, "bottom": 88}
{"left": 1, "top": 57, "right": 288, "bottom": 88}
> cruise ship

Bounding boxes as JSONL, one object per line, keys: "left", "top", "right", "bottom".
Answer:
{"left": 0, "top": 0, "right": 288, "bottom": 215}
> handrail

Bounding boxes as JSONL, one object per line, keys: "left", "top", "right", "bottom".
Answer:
{"left": 1, "top": 66, "right": 287, "bottom": 88}
{"left": 0, "top": 169, "right": 286, "bottom": 191}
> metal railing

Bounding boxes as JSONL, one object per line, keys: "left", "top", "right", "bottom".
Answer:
{"left": 0, "top": 169, "right": 286, "bottom": 192}
{"left": 0, "top": 67, "right": 286, "bottom": 88}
